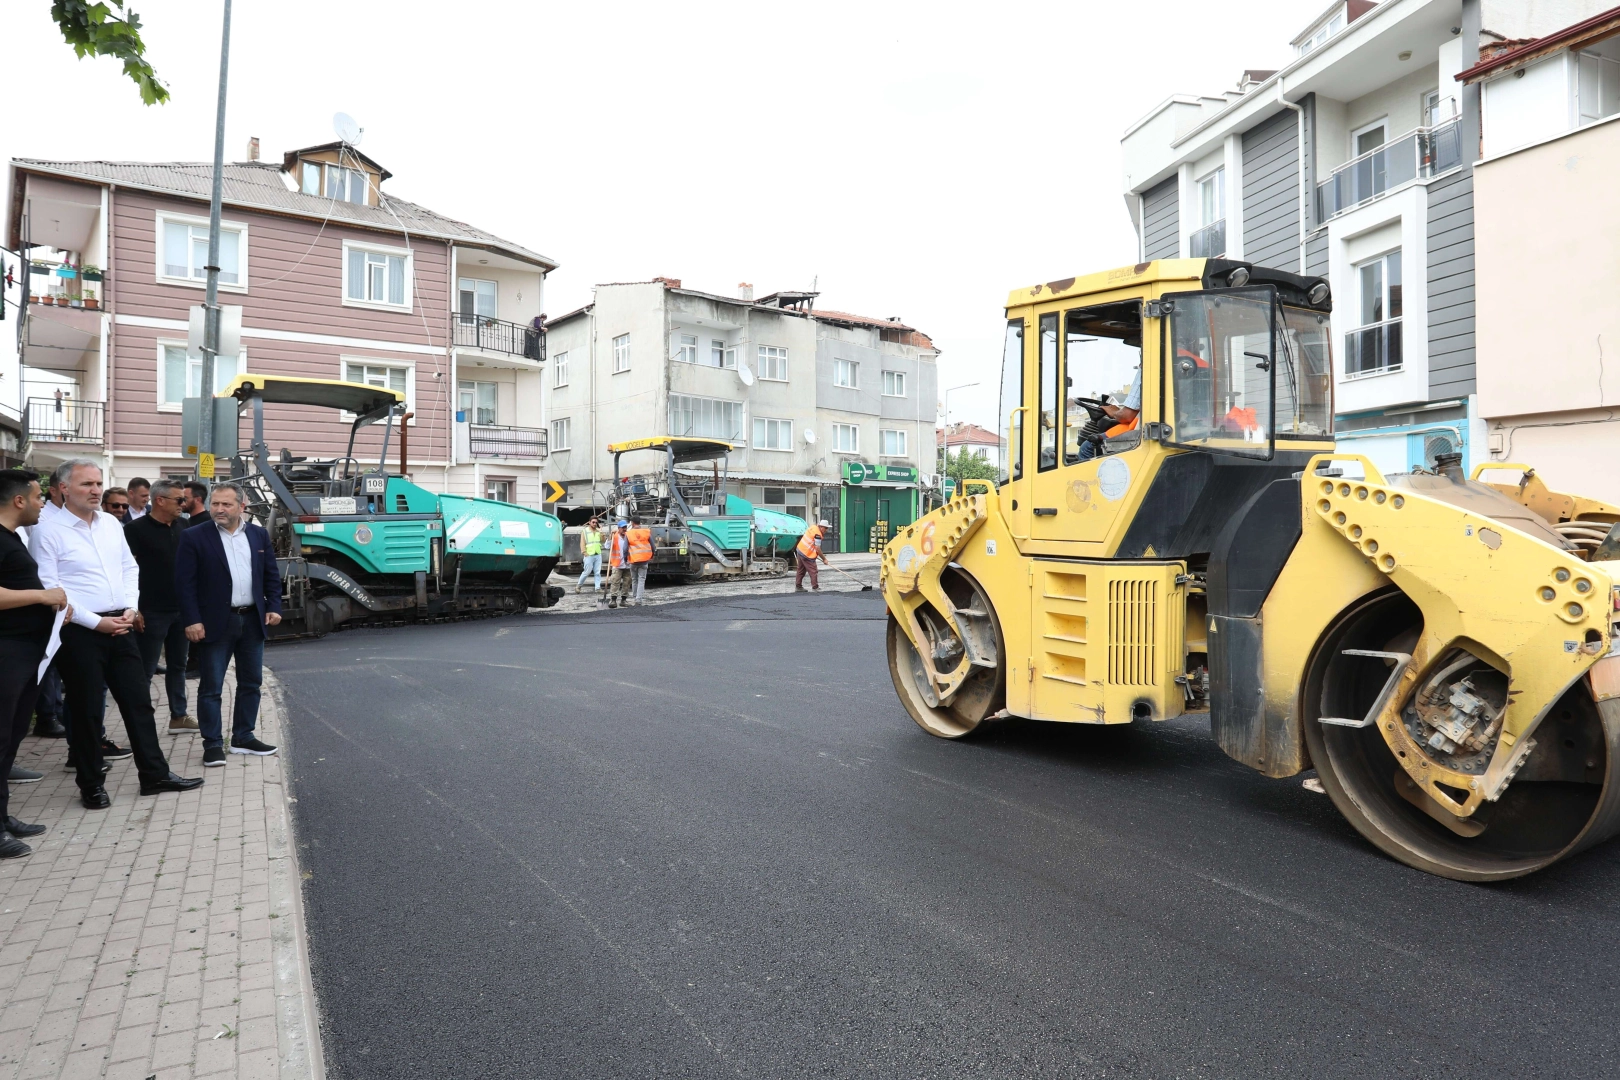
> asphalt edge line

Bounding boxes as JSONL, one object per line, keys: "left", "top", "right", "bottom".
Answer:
{"left": 264, "top": 667, "right": 328, "bottom": 1080}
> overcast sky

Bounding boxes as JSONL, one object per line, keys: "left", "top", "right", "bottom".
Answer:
{"left": 2, "top": 0, "right": 1311, "bottom": 428}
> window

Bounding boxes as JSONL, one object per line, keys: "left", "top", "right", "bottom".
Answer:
{"left": 710, "top": 339, "right": 734, "bottom": 369}
{"left": 613, "top": 333, "right": 630, "bottom": 373}
{"left": 1346, "top": 250, "right": 1403, "bottom": 377}
{"left": 553, "top": 350, "right": 569, "bottom": 388}
{"left": 551, "top": 417, "right": 572, "bottom": 450}
{"left": 485, "top": 479, "right": 513, "bottom": 503}
{"left": 763, "top": 487, "right": 808, "bottom": 520}
{"left": 1167, "top": 291, "right": 1275, "bottom": 458}
{"left": 325, "top": 165, "right": 368, "bottom": 205}
{"left": 160, "top": 344, "right": 242, "bottom": 409}
{"left": 458, "top": 380, "right": 497, "bottom": 426}
{"left": 300, "top": 162, "right": 320, "bottom": 195}
{"left": 344, "top": 242, "right": 409, "bottom": 308}
{"left": 1038, "top": 312, "right": 1059, "bottom": 471}
{"left": 458, "top": 278, "right": 497, "bottom": 320}
{"left": 999, "top": 319, "right": 1024, "bottom": 481}
{"left": 757, "top": 345, "right": 788, "bottom": 381}
{"left": 882, "top": 370, "right": 906, "bottom": 397}
{"left": 880, "top": 429, "right": 908, "bottom": 457}
{"left": 678, "top": 334, "right": 698, "bottom": 364}
{"left": 159, "top": 215, "right": 244, "bottom": 288}
{"left": 668, "top": 394, "right": 743, "bottom": 441}
{"left": 832, "top": 423, "right": 859, "bottom": 453}
{"left": 343, "top": 360, "right": 413, "bottom": 414}
{"left": 1190, "top": 168, "right": 1226, "bottom": 258}
{"left": 753, "top": 416, "right": 793, "bottom": 450}
{"left": 834, "top": 358, "right": 858, "bottom": 388}
{"left": 1064, "top": 303, "right": 1143, "bottom": 464}
{"left": 1296, "top": 6, "right": 1346, "bottom": 57}
{"left": 1577, "top": 46, "right": 1620, "bottom": 126}
{"left": 1422, "top": 89, "right": 1454, "bottom": 128}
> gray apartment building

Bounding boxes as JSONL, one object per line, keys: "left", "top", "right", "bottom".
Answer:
{"left": 541, "top": 279, "right": 938, "bottom": 552}
{"left": 1121, "top": 0, "right": 1608, "bottom": 476}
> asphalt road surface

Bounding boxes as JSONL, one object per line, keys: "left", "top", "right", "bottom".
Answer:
{"left": 271, "top": 591, "right": 1620, "bottom": 1079}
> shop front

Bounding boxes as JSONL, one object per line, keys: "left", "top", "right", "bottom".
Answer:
{"left": 839, "top": 462, "right": 918, "bottom": 552}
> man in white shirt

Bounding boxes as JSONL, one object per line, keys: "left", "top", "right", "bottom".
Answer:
{"left": 31, "top": 459, "right": 203, "bottom": 808}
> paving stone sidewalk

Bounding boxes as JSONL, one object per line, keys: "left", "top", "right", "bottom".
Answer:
{"left": 0, "top": 668, "right": 321, "bottom": 1080}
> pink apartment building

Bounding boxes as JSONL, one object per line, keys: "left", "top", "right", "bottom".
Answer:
{"left": 5, "top": 140, "right": 556, "bottom": 504}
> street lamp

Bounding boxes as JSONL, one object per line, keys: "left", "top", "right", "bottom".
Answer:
{"left": 940, "top": 381, "right": 980, "bottom": 487}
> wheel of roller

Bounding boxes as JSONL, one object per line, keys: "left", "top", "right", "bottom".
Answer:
{"left": 887, "top": 566, "right": 1006, "bottom": 740}
{"left": 1303, "top": 590, "right": 1620, "bottom": 881}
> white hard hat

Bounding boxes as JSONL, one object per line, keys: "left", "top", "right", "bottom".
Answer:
{"left": 817, "top": 519, "right": 831, "bottom": 528}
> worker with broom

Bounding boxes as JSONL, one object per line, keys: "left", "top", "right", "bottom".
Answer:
{"left": 794, "top": 518, "right": 830, "bottom": 592}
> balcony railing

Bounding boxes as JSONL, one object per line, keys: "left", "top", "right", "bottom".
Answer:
{"left": 1343, "top": 319, "right": 1403, "bottom": 378}
{"left": 1316, "top": 118, "right": 1462, "bottom": 221}
{"left": 1189, "top": 218, "right": 1226, "bottom": 259}
{"left": 25, "top": 397, "right": 105, "bottom": 444}
{"left": 453, "top": 313, "right": 545, "bottom": 361}
{"left": 469, "top": 424, "right": 548, "bottom": 459}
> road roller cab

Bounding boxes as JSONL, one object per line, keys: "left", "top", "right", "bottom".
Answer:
{"left": 881, "top": 257, "right": 1620, "bottom": 881}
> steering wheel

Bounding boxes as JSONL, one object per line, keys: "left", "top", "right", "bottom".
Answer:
{"left": 1071, "top": 395, "right": 1112, "bottom": 423}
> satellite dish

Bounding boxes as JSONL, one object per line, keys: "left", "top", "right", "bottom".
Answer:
{"left": 737, "top": 362, "right": 755, "bottom": 387}
{"left": 803, "top": 428, "right": 816, "bottom": 445}
{"left": 333, "top": 112, "right": 363, "bottom": 145}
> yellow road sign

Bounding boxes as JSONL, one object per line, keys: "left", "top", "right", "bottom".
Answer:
{"left": 544, "top": 480, "right": 566, "bottom": 503}
{"left": 198, "top": 453, "right": 215, "bottom": 479}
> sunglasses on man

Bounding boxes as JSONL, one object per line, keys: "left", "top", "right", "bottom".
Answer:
{"left": 105, "top": 501, "right": 129, "bottom": 512}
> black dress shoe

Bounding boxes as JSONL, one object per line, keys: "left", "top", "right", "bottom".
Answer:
{"left": 32, "top": 716, "right": 66, "bottom": 738}
{"left": 82, "top": 788, "right": 111, "bottom": 810}
{"left": 138, "top": 773, "right": 204, "bottom": 795}
{"left": 0, "top": 835, "right": 30, "bottom": 859}
{"left": 5, "top": 817, "right": 46, "bottom": 838}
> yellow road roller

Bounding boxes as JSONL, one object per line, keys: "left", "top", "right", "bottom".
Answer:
{"left": 882, "top": 258, "right": 1620, "bottom": 881}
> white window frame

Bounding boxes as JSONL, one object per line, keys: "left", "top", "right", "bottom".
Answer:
{"left": 752, "top": 416, "right": 793, "bottom": 451}
{"left": 834, "top": 358, "right": 859, "bottom": 388}
{"left": 340, "top": 356, "right": 415, "bottom": 421}
{"left": 484, "top": 478, "right": 514, "bottom": 503}
{"left": 457, "top": 277, "right": 498, "bottom": 320}
{"left": 553, "top": 350, "right": 569, "bottom": 388}
{"left": 677, "top": 333, "right": 699, "bottom": 364}
{"left": 757, "top": 345, "right": 788, "bottom": 382}
{"left": 341, "top": 240, "right": 413, "bottom": 312}
{"left": 551, "top": 416, "right": 572, "bottom": 451}
{"left": 1196, "top": 166, "right": 1225, "bottom": 227}
{"left": 324, "top": 164, "right": 370, "bottom": 205}
{"left": 613, "top": 333, "right": 631, "bottom": 373}
{"left": 668, "top": 394, "right": 744, "bottom": 442}
{"left": 881, "top": 370, "right": 906, "bottom": 397}
{"left": 832, "top": 423, "right": 860, "bottom": 454}
{"left": 458, "top": 379, "right": 498, "bottom": 426}
{"left": 879, "top": 428, "right": 908, "bottom": 457}
{"left": 156, "top": 339, "right": 246, "bottom": 413}
{"left": 300, "top": 162, "right": 321, "bottom": 195}
{"left": 710, "top": 339, "right": 735, "bottom": 369}
{"left": 154, "top": 210, "right": 249, "bottom": 293}
{"left": 1351, "top": 118, "right": 1389, "bottom": 159}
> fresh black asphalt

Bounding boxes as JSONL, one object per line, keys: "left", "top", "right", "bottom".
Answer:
{"left": 270, "top": 590, "right": 1620, "bottom": 1079}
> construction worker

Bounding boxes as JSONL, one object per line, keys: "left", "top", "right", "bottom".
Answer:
{"left": 606, "top": 521, "right": 632, "bottom": 609}
{"left": 576, "top": 518, "right": 604, "bottom": 594}
{"left": 795, "top": 518, "right": 830, "bottom": 592}
{"left": 626, "top": 517, "right": 654, "bottom": 606}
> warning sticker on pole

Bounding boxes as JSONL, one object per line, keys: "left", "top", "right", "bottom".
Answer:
{"left": 198, "top": 453, "right": 215, "bottom": 479}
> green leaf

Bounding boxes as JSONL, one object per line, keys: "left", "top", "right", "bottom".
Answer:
{"left": 49, "top": 0, "right": 170, "bottom": 105}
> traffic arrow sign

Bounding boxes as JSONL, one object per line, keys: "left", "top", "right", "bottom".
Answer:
{"left": 544, "top": 480, "right": 567, "bottom": 503}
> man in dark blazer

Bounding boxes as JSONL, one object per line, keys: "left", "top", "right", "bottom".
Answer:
{"left": 175, "top": 482, "right": 282, "bottom": 768}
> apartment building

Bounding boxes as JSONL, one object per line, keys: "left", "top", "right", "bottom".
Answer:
{"left": 542, "top": 279, "right": 939, "bottom": 552}
{"left": 1465, "top": 6, "right": 1620, "bottom": 501}
{"left": 6, "top": 140, "right": 556, "bottom": 503}
{"left": 1120, "top": 0, "right": 1609, "bottom": 477}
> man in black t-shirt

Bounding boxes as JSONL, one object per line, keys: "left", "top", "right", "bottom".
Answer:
{"left": 182, "top": 481, "right": 213, "bottom": 530}
{"left": 0, "top": 469, "right": 71, "bottom": 858}
{"left": 126, "top": 480, "right": 194, "bottom": 730}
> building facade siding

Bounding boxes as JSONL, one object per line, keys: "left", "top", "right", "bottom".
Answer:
{"left": 1141, "top": 177, "right": 1180, "bottom": 261}
{"left": 1426, "top": 168, "right": 1477, "bottom": 400}
{"left": 1239, "top": 109, "right": 1301, "bottom": 271}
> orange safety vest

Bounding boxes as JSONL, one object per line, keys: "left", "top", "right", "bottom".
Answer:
{"left": 627, "top": 527, "right": 653, "bottom": 564}
{"left": 1104, "top": 414, "right": 1141, "bottom": 439}
{"left": 796, "top": 524, "right": 823, "bottom": 560}
{"left": 609, "top": 531, "right": 631, "bottom": 569}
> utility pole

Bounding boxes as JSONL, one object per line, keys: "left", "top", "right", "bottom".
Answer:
{"left": 197, "top": 0, "right": 233, "bottom": 466}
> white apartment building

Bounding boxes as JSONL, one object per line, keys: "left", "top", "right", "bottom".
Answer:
{"left": 542, "top": 279, "right": 939, "bottom": 551}
{"left": 1121, "top": 0, "right": 1610, "bottom": 477}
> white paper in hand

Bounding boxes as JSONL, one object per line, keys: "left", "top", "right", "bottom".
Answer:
{"left": 37, "top": 607, "right": 67, "bottom": 682}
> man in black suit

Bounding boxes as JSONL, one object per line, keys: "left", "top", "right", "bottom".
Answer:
{"left": 176, "top": 483, "right": 282, "bottom": 768}
{"left": 125, "top": 479, "right": 195, "bottom": 732}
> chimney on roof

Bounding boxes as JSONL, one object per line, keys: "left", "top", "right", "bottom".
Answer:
{"left": 247, "top": 137, "right": 260, "bottom": 161}
{"left": 888, "top": 316, "right": 902, "bottom": 323}
{"left": 653, "top": 276, "right": 682, "bottom": 289}
{"left": 737, "top": 282, "right": 754, "bottom": 302}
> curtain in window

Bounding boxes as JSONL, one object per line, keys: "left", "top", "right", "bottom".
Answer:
{"left": 347, "top": 249, "right": 365, "bottom": 300}
{"left": 387, "top": 256, "right": 405, "bottom": 305}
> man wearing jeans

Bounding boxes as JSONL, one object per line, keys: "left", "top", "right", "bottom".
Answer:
{"left": 175, "top": 483, "right": 282, "bottom": 767}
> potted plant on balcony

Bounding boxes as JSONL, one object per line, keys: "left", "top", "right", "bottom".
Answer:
{"left": 80, "top": 265, "right": 103, "bottom": 282}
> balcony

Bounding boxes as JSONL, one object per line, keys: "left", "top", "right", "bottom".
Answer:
{"left": 25, "top": 397, "right": 105, "bottom": 445}
{"left": 1343, "top": 319, "right": 1403, "bottom": 378}
{"left": 1188, "top": 218, "right": 1226, "bottom": 259}
{"left": 453, "top": 313, "right": 545, "bottom": 362}
{"left": 469, "top": 424, "right": 548, "bottom": 459}
{"left": 1316, "top": 119, "right": 1462, "bottom": 221}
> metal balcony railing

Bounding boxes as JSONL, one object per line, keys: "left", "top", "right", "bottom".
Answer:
{"left": 1189, "top": 218, "right": 1226, "bottom": 259}
{"left": 453, "top": 312, "right": 546, "bottom": 361}
{"left": 1343, "top": 319, "right": 1403, "bottom": 378}
{"left": 25, "top": 397, "right": 105, "bottom": 444}
{"left": 469, "top": 424, "right": 548, "bottom": 459}
{"left": 1316, "top": 118, "right": 1462, "bottom": 221}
